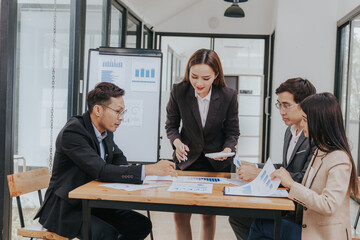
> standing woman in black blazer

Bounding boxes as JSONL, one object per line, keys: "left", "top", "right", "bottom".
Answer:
{"left": 166, "top": 49, "right": 240, "bottom": 240}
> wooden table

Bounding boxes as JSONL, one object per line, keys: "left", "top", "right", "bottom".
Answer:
{"left": 69, "top": 171, "right": 295, "bottom": 240}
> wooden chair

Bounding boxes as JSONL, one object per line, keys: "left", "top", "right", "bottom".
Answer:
{"left": 7, "top": 167, "right": 70, "bottom": 240}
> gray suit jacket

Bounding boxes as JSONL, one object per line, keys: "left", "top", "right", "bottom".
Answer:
{"left": 260, "top": 126, "right": 314, "bottom": 183}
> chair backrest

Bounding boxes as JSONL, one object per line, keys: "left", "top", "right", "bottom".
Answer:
{"left": 7, "top": 168, "right": 50, "bottom": 197}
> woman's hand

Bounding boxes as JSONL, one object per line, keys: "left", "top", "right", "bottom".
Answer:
{"left": 213, "top": 147, "right": 232, "bottom": 161}
{"left": 270, "top": 167, "right": 295, "bottom": 189}
{"left": 173, "top": 139, "right": 189, "bottom": 162}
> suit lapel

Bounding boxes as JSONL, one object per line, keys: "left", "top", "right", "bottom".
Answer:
{"left": 283, "top": 128, "right": 292, "bottom": 167}
{"left": 305, "top": 150, "right": 324, "bottom": 188}
{"left": 287, "top": 132, "right": 306, "bottom": 167}
{"left": 204, "top": 87, "right": 221, "bottom": 133}
{"left": 83, "top": 111, "right": 101, "bottom": 155}
{"left": 186, "top": 88, "right": 203, "bottom": 132}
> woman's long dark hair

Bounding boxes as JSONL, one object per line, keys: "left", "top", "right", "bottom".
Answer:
{"left": 300, "top": 92, "right": 358, "bottom": 197}
{"left": 181, "top": 49, "right": 226, "bottom": 87}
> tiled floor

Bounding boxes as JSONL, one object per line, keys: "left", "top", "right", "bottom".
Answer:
{"left": 11, "top": 207, "right": 237, "bottom": 240}
{"left": 11, "top": 196, "right": 359, "bottom": 239}
{"left": 141, "top": 211, "right": 237, "bottom": 240}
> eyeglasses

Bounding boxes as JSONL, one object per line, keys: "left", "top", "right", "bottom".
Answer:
{"left": 101, "top": 105, "right": 127, "bottom": 118}
{"left": 275, "top": 102, "right": 299, "bottom": 111}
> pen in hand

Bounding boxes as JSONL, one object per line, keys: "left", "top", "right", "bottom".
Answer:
{"left": 182, "top": 143, "right": 186, "bottom": 161}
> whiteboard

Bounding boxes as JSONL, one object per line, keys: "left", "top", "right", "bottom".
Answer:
{"left": 86, "top": 48, "right": 162, "bottom": 163}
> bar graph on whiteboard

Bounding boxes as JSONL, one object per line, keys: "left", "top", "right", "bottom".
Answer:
{"left": 131, "top": 58, "right": 159, "bottom": 92}
{"left": 98, "top": 55, "right": 125, "bottom": 87}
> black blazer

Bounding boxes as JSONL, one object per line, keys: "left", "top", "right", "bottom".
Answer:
{"left": 35, "top": 111, "right": 142, "bottom": 238}
{"left": 259, "top": 126, "right": 314, "bottom": 183}
{"left": 165, "top": 81, "right": 240, "bottom": 171}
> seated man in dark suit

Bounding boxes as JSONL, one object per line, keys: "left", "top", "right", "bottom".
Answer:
{"left": 35, "top": 82, "right": 177, "bottom": 240}
{"left": 229, "top": 78, "right": 316, "bottom": 240}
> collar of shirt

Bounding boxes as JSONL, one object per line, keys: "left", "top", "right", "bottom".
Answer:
{"left": 92, "top": 123, "right": 108, "bottom": 143}
{"left": 194, "top": 87, "right": 212, "bottom": 102}
{"left": 290, "top": 124, "right": 302, "bottom": 139}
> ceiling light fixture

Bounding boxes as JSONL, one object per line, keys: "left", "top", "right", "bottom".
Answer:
{"left": 224, "top": 0, "right": 248, "bottom": 2}
{"left": 224, "top": 3, "right": 245, "bottom": 18}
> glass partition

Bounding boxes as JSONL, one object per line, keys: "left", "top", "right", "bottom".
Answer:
{"left": 13, "top": 2, "right": 71, "bottom": 238}
{"left": 15, "top": 2, "right": 70, "bottom": 168}
{"left": 126, "top": 14, "right": 140, "bottom": 48}
{"left": 110, "top": 5, "right": 123, "bottom": 47}
{"left": 336, "top": 16, "right": 360, "bottom": 174}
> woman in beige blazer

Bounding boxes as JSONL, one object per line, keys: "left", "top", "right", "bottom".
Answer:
{"left": 248, "top": 92, "right": 358, "bottom": 240}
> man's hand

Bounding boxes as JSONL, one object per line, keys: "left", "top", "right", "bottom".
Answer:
{"left": 145, "top": 160, "right": 177, "bottom": 177}
{"left": 237, "top": 165, "right": 261, "bottom": 182}
{"left": 270, "top": 167, "right": 294, "bottom": 189}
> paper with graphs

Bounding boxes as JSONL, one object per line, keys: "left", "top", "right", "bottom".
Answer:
{"left": 224, "top": 158, "right": 288, "bottom": 197}
{"left": 168, "top": 182, "right": 213, "bottom": 194}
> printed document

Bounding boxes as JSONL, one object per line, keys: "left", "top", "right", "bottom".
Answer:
{"left": 101, "top": 183, "right": 167, "bottom": 192}
{"left": 144, "top": 175, "right": 174, "bottom": 182}
{"left": 168, "top": 182, "right": 213, "bottom": 194}
{"left": 144, "top": 175, "right": 229, "bottom": 184}
{"left": 224, "top": 158, "right": 288, "bottom": 197}
{"left": 174, "top": 176, "right": 229, "bottom": 184}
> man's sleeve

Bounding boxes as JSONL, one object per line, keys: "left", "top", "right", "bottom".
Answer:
{"left": 61, "top": 127, "right": 142, "bottom": 183}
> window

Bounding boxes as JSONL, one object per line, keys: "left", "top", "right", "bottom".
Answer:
{"left": 83, "top": 2, "right": 103, "bottom": 112}
{"left": 15, "top": 2, "right": 70, "bottom": 168}
{"left": 143, "top": 26, "right": 153, "bottom": 49}
{"left": 110, "top": 4, "right": 123, "bottom": 47}
{"left": 13, "top": 1, "right": 71, "bottom": 237}
{"left": 126, "top": 14, "right": 141, "bottom": 48}
{"left": 335, "top": 15, "right": 360, "bottom": 174}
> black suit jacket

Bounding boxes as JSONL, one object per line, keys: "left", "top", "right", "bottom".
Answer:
{"left": 35, "top": 111, "right": 142, "bottom": 238}
{"left": 259, "top": 126, "right": 314, "bottom": 183}
{"left": 165, "top": 81, "right": 240, "bottom": 171}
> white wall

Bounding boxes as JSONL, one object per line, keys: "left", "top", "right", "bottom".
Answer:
{"left": 269, "top": 0, "right": 338, "bottom": 163}
{"left": 338, "top": 0, "right": 360, "bottom": 21}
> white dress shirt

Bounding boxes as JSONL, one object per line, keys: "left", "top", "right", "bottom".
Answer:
{"left": 92, "top": 123, "right": 108, "bottom": 161}
{"left": 286, "top": 125, "right": 303, "bottom": 165}
{"left": 195, "top": 88, "right": 212, "bottom": 127}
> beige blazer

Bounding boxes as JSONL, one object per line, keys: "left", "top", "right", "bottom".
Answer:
{"left": 288, "top": 149, "right": 352, "bottom": 240}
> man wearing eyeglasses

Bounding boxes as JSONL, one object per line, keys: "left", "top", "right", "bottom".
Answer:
{"left": 229, "top": 78, "right": 316, "bottom": 240}
{"left": 35, "top": 82, "right": 177, "bottom": 240}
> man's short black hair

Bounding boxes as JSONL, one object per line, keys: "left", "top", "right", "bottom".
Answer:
{"left": 87, "top": 82, "right": 125, "bottom": 113}
{"left": 275, "top": 78, "right": 316, "bottom": 103}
